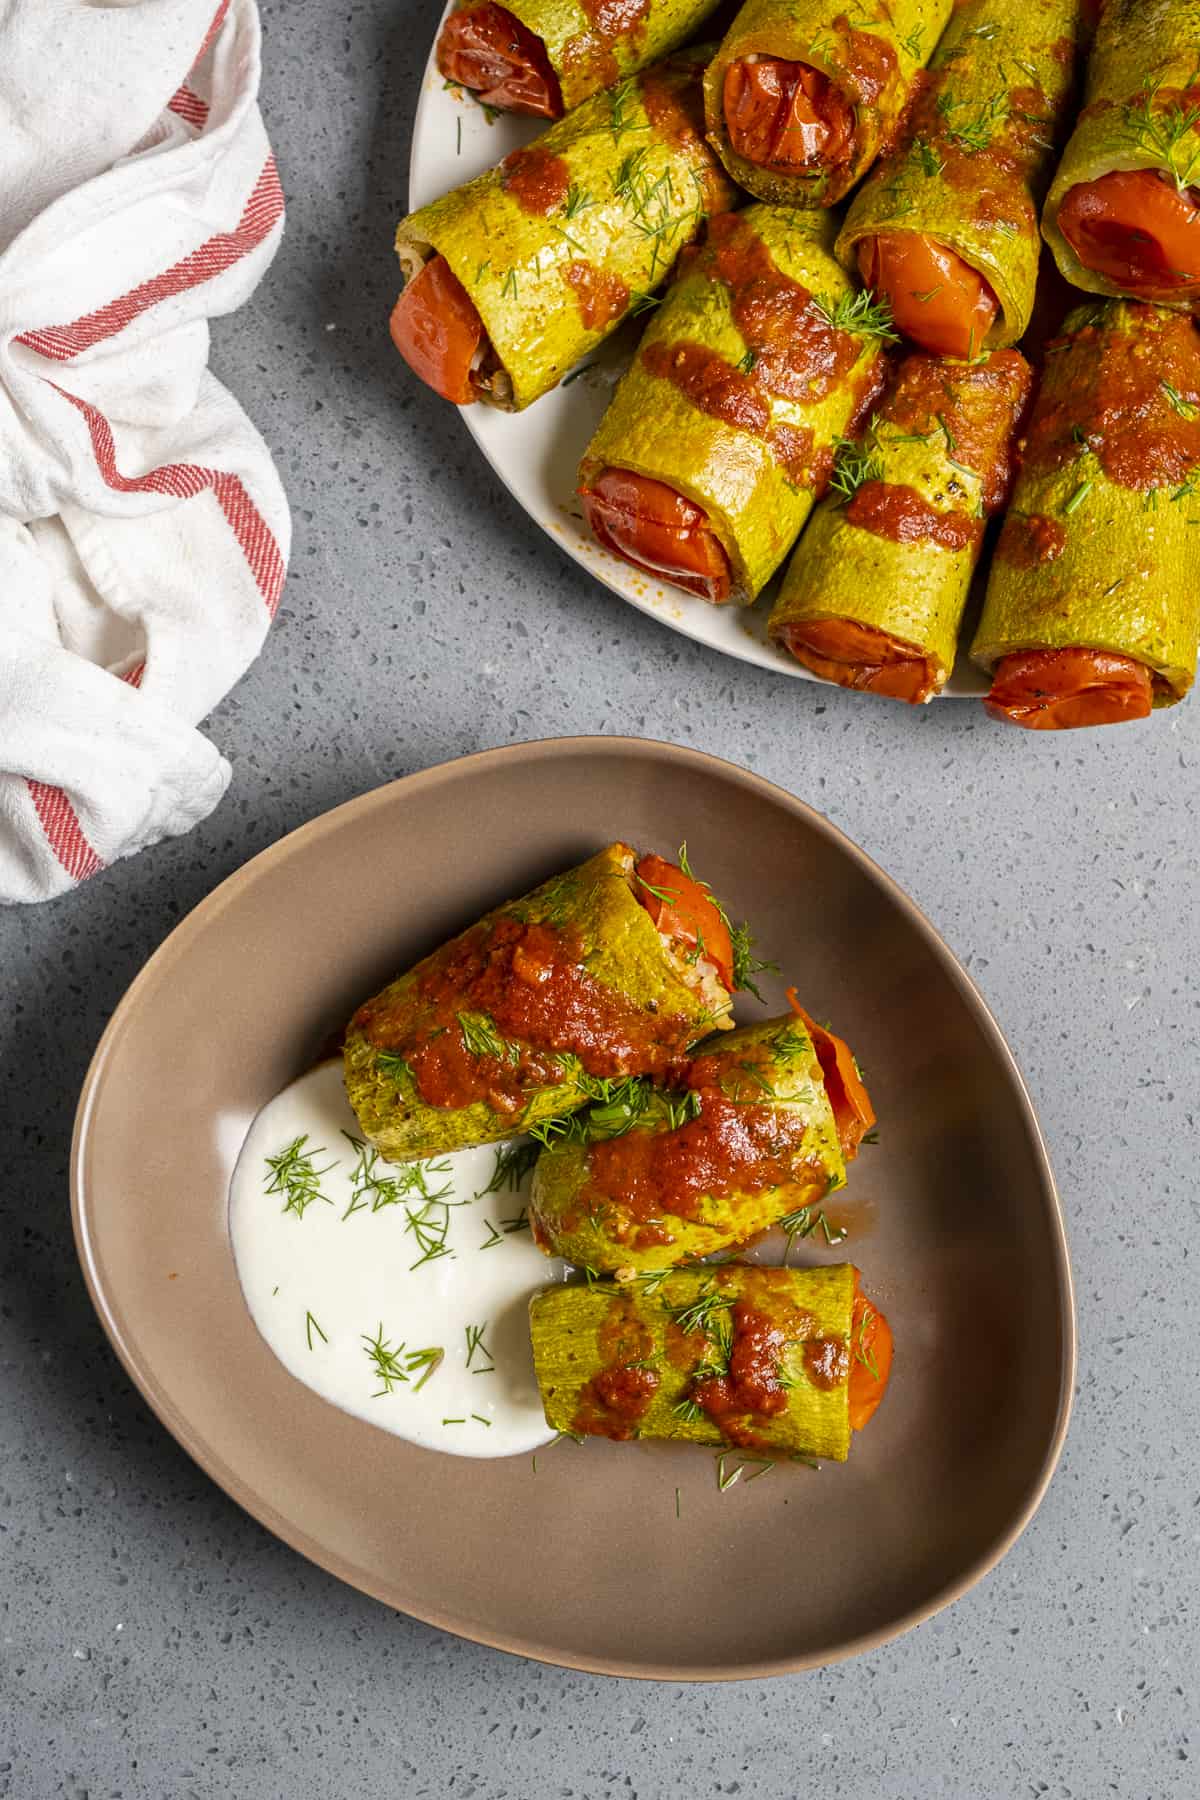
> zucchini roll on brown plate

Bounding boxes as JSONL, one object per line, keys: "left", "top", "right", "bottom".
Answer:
{"left": 530, "top": 1263, "right": 893, "bottom": 1458}
{"left": 344, "top": 842, "right": 765, "bottom": 1160}
{"left": 528, "top": 996, "right": 874, "bottom": 1270}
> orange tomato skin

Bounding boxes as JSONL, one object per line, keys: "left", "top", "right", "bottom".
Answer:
{"left": 436, "top": 3, "right": 562, "bottom": 118}
{"left": 634, "top": 854, "right": 735, "bottom": 992}
{"left": 986, "top": 648, "right": 1153, "bottom": 730}
{"left": 390, "top": 256, "right": 485, "bottom": 406}
{"left": 580, "top": 469, "right": 733, "bottom": 604}
{"left": 848, "top": 1286, "right": 893, "bottom": 1431}
{"left": 857, "top": 233, "right": 999, "bottom": 359}
{"left": 780, "top": 616, "right": 938, "bottom": 704}
{"left": 1058, "top": 169, "right": 1200, "bottom": 300}
{"left": 785, "top": 988, "right": 875, "bottom": 1160}
{"left": 722, "top": 58, "right": 854, "bottom": 174}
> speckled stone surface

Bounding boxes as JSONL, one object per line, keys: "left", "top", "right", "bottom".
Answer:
{"left": 2, "top": 2, "right": 1198, "bottom": 1794}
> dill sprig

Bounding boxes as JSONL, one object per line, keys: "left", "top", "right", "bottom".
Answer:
{"left": 362, "top": 1324, "right": 409, "bottom": 1397}
{"left": 1121, "top": 79, "right": 1200, "bottom": 192}
{"left": 479, "top": 1208, "right": 530, "bottom": 1248}
{"left": 1162, "top": 381, "right": 1199, "bottom": 420}
{"left": 457, "top": 1011, "right": 519, "bottom": 1064}
{"left": 264, "top": 1135, "right": 335, "bottom": 1220}
{"left": 828, "top": 434, "right": 884, "bottom": 504}
{"left": 562, "top": 182, "right": 595, "bottom": 220}
{"left": 777, "top": 1204, "right": 846, "bottom": 1262}
{"left": 628, "top": 288, "right": 662, "bottom": 316}
{"left": 465, "top": 1321, "right": 495, "bottom": 1372}
{"left": 935, "top": 87, "right": 1010, "bottom": 154}
{"left": 626, "top": 1266, "right": 672, "bottom": 1297}
{"left": 406, "top": 1346, "right": 444, "bottom": 1392}
{"left": 675, "top": 842, "right": 779, "bottom": 1002}
{"left": 607, "top": 76, "right": 648, "bottom": 144}
{"left": 813, "top": 288, "right": 899, "bottom": 344}
{"left": 908, "top": 136, "right": 944, "bottom": 179}
{"left": 672, "top": 1396, "right": 704, "bottom": 1423}
{"left": 854, "top": 1304, "right": 880, "bottom": 1382}
{"left": 305, "top": 1310, "right": 327, "bottom": 1351}
{"left": 474, "top": 1141, "right": 539, "bottom": 1200}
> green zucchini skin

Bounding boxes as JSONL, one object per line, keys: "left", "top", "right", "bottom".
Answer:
{"left": 498, "top": 0, "right": 725, "bottom": 112}
{"left": 769, "top": 348, "right": 1033, "bottom": 693}
{"left": 528, "top": 1015, "right": 845, "bottom": 1271}
{"left": 344, "top": 844, "right": 731, "bottom": 1163}
{"left": 530, "top": 1263, "right": 857, "bottom": 1459}
{"left": 838, "top": 0, "right": 1085, "bottom": 347}
{"left": 971, "top": 302, "right": 1200, "bottom": 698}
{"left": 578, "top": 204, "right": 889, "bottom": 603}
{"left": 395, "top": 48, "right": 736, "bottom": 412}
{"left": 703, "top": 0, "right": 952, "bottom": 206}
{"left": 1043, "top": 0, "right": 1200, "bottom": 304}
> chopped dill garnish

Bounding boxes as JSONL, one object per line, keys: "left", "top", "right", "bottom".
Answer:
{"left": 828, "top": 434, "right": 884, "bottom": 504}
{"left": 910, "top": 285, "right": 944, "bottom": 304}
{"left": 363, "top": 1324, "right": 408, "bottom": 1396}
{"left": 935, "top": 87, "right": 1010, "bottom": 154}
{"left": 264, "top": 1135, "right": 335, "bottom": 1220}
{"left": 899, "top": 24, "right": 924, "bottom": 60}
{"left": 737, "top": 348, "right": 757, "bottom": 374}
{"left": 1162, "top": 381, "right": 1198, "bottom": 419}
{"left": 675, "top": 1486, "right": 681, "bottom": 1518}
{"left": 305, "top": 1310, "right": 327, "bottom": 1350}
{"left": 562, "top": 182, "right": 595, "bottom": 219}
{"left": 626, "top": 1266, "right": 671, "bottom": 1296}
{"left": 457, "top": 1011, "right": 518, "bottom": 1063}
{"left": 465, "top": 1321, "right": 495, "bottom": 1371}
{"left": 628, "top": 288, "right": 662, "bottom": 316}
{"left": 908, "top": 136, "right": 943, "bottom": 179}
{"left": 552, "top": 1429, "right": 586, "bottom": 1447}
{"left": 715, "top": 1453, "right": 742, "bottom": 1492}
{"left": 862, "top": 1128, "right": 880, "bottom": 1146}
{"left": 406, "top": 1347, "right": 444, "bottom": 1391}
{"left": 607, "top": 76, "right": 646, "bottom": 143}
{"left": 375, "top": 1050, "right": 412, "bottom": 1085}
{"left": 854, "top": 1303, "right": 880, "bottom": 1381}
{"left": 443, "top": 1417, "right": 466, "bottom": 1425}
{"left": 672, "top": 1396, "right": 704, "bottom": 1423}
{"left": 813, "top": 287, "right": 899, "bottom": 343}
{"left": 474, "top": 1141, "right": 539, "bottom": 1200}
{"left": 500, "top": 268, "right": 518, "bottom": 300}
{"left": 1063, "top": 479, "right": 1093, "bottom": 517}
{"left": 472, "top": 1413, "right": 493, "bottom": 1427}
{"left": 1121, "top": 80, "right": 1200, "bottom": 192}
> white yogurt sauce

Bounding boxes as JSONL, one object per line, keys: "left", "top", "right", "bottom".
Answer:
{"left": 229, "top": 1061, "right": 567, "bottom": 1458}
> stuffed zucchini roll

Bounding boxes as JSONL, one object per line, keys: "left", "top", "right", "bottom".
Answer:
{"left": 436, "top": 0, "right": 724, "bottom": 119}
{"left": 529, "top": 1263, "right": 893, "bottom": 1456}
{"left": 1043, "top": 0, "right": 1200, "bottom": 306}
{"left": 391, "top": 49, "right": 735, "bottom": 409}
{"left": 838, "top": 0, "right": 1085, "bottom": 358}
{"left": 528, "top": 1005, "right": 874, "bottom": 1271}
{"left": 702, "top": 0, "right": 951, "bottom": 207}
{"left": 577, "top": 206, "right": 892, "bottom": 603}
{"left": 972, "top": 301, "right": 1200, "bottom": 728}
{"left": 344, "top": 844, "right": 749, "bottom": 1161}
{"left": 769, "top": 348, "right": 1033, "bottom": 701}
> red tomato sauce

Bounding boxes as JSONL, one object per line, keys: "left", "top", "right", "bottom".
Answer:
{"left": 500, "top": 144, "right": 570, "bottom": 214}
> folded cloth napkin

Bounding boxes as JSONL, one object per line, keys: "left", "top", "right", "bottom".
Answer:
{"left": 0, "top": 0, "right": 290, "bottom": 903}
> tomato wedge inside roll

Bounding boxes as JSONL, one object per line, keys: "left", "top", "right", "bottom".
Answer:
{"left": 785, "top": 988, "right": 875, "bottom": 1160}
{"left": 857, "top": 233, "right": 999, "bottom": 359}
{"left": 1057, "top": 169, "right": 1200, "bottom": 299}
{"left": 634, "top": 853, "right": 735, "bottom": 991}
{"left": 848, "top": 1283, "right": 893, "bottom": 1431}
{"left": 389, "top": 256, "right": 489, "bottom": 405}
{"left": 579, "top": 468, "right": 733, "bottom": 603}
{"left": 985, "top": 648, "right": 1154, "bottom": 729}
{"left": 722, "top": 58, "right": 855, "bottom": 176}
{"left": 436, "top": 3, "right": 563, "bottom": 118}
{"left": 778, "top": 616, "right": 940, "bottom": 706}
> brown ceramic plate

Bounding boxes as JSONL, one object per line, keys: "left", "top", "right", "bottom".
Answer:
{"left": 72, "top": 738, "right": 1074, "bottom": 1680}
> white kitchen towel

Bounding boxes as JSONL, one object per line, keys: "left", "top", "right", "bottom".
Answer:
{"left": 0, "top": 0, "right": 290, "bottom": 903}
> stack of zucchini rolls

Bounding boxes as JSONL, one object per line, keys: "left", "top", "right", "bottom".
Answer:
{"left": 345, "top": 846, "right": 892, "bottom": 1463}
{"left": 396, "top": 0, "right": 1200, "bottom": 728}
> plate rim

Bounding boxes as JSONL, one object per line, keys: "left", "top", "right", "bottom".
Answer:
{"left": 71, "top": 735, "right": 1076, "bottom": 1680}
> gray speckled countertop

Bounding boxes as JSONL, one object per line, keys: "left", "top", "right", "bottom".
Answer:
{"left": 3, "top": 3, "right": 1198, "bottom": 1795}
